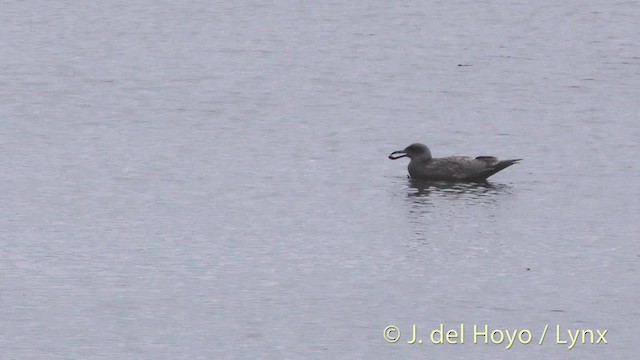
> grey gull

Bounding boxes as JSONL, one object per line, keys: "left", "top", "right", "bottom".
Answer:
{"left": 389, "top": 143, "right": 521, "bottom": 181}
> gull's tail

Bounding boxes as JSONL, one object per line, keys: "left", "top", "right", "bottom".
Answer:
{"left": 476, "top": 159, "right": 522, "bottom": 181}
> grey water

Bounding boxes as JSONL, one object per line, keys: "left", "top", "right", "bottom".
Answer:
{"left": 1, "top": 0, "right": 639, "bottom": 359}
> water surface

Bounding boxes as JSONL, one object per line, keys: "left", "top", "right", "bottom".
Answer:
{"left": 1, "top": 0, "right": 639, "bottom": 359}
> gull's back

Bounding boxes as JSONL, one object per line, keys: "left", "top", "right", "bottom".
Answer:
{"left": 409, "top": 155, "right": 519, "bottom": 181}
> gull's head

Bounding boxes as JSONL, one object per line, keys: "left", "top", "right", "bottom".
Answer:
{"left": 388, "top": 143, "right": 432, "bottom": 160}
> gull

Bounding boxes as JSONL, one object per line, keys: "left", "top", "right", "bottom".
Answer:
{"left": 389, "top": 143, "right": 521, "bottom": 181}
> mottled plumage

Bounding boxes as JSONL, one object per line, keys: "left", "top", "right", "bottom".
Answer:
{"left": 389, "top": 143, "right": 521, "bottom": 181}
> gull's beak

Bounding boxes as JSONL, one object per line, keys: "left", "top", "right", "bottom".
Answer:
{"left": 388, "top": 150, "right": 407, "bottom": 160}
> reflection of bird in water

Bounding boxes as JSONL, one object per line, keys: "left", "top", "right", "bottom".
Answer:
{"left": 405, "top": 179, "right": 511, "bottom": 205}
{"left": 402, "top": 180, "right": 513, "bottom": 246}
{"left": 389, "top": 143, "right": 521, "bottom": 181}
{"left": 407, "top": 179, "right": 503, "bottom": 196}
